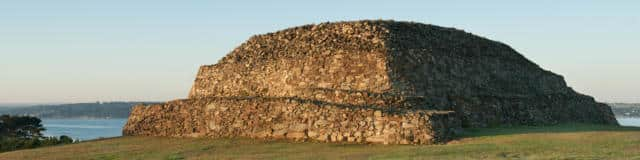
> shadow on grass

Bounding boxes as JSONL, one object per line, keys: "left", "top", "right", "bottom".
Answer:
{"left": 457, "top": 123, "right": 640, "bottom": 139}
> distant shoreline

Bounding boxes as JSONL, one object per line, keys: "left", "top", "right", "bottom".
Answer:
{"left": 40, "top": 117, "right": 130, "bottom": 120}
{"left": 2, "top": 102, "right": 638, "bottom": 118}
{"left": 0, "top": 102, "right": 159, "bottom": 119}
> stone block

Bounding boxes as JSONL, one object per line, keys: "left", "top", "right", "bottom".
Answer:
{"left": 286, "top": 132, "right": 306, "bottom": 139}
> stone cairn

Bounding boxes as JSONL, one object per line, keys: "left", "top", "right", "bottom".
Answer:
{"left": 123, "top": 20, "right": 618, "bottom": 145}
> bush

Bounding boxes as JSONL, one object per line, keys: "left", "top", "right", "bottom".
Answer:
{"left": 0, "top": 115, "right": 76, "bottom": 152}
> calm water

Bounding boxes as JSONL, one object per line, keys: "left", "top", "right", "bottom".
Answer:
{"left": 42, "top": 119, "right": 127, "bottom": 140}
{"left": 617, "top": 117, "right": 640, "bottom": 127}
{"left": 41, "top": 117, "right": 640, "bottom": 141}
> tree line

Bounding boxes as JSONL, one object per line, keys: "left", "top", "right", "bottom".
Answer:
{"left": 609, "top": 103, "right": 640, "bottom": 118}
{"left": 0, "top": 102, "right": 157, "bottom": 119}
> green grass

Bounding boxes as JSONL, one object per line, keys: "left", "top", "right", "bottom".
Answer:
{"left": 2, "top": 123, "right": 640, "bottom": 160}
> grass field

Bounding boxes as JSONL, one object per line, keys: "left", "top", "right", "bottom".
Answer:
{"left": 1, "top": 123, "right": 640, "bottom": 160}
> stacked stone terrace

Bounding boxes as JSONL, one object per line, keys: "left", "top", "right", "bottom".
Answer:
{"left": 124, "top": 20, "right": 618, "bottom": 144}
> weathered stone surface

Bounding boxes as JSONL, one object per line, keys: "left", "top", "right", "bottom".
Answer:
{"left": 123, "top": 20, "right": 618, "bottom": 145}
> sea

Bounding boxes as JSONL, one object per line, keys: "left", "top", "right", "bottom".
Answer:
{"left": 616, "top": 117, "right": 640, "bottom": 127}
{"left": 41, "top": 117, "right": 640, "bottom": 141}
{"left": 42, "top": 118, "right": 128, "bottom": 141}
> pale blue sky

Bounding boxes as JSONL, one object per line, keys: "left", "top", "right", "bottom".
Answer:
{"left": 0, "top": 0, "right": 638, "bottom": 104}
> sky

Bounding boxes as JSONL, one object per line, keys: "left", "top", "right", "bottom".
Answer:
{"left": 0, "top": 0, "right": 638, "bottom": 104}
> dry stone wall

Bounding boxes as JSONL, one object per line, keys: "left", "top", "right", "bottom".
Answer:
{"left": 124, "top": 20, "right": 618, "bottom": 145}
{"left": 188, "top": 21, "right": 398, "bottom": 108}
{"left": 383, "top": 22, "right": 618, "bottom": 126}
{"left": 124, "top": 97, "right": 460, "bottom": 144}
{"left": 189, "top": 52, "right": 394, "bottom": 107}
